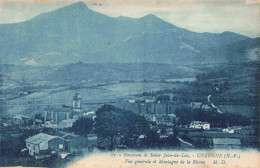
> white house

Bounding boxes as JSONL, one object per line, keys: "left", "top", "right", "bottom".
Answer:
{"left": 128, "top": 99, "right": 135, "bottom": 103}
{"left": 190, "top": 121, "right": 210, "bottom": 130}
{"left": 222, "top": 127, "right": 235, "bottom": 134}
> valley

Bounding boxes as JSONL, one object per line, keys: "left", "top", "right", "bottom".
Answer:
{"left": 0, "top": 61, "right": 258, "bottom": 119}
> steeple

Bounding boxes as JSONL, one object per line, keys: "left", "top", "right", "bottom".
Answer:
{"left": 73, "top": 93, "right": 82, "bottom": 112}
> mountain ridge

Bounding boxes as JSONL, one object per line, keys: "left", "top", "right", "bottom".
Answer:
{"left": 0, "top": 1, "right": 258, "bottom": 66}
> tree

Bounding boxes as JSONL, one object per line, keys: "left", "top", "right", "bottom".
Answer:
{"left": 146, "top": 130, "right": 160, "bottom": 147}
{"left": 161, "top": 127, "right": 166, "bottom": 135}
{"left": 194, "top": 138, "right": 209, "bottom": 149}
{"left": 166, "top": 135, "right": 180, "bottom": 146}
{"left": 175, "top": 106, "right": 193, "bottom": 125}
{"left": 94, "top": 105, "right": 150, "bottom": 150}
{"left": 72, "top": 117, "right": 93, "bottom": 137}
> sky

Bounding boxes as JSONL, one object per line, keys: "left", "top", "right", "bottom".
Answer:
{"left": 0, "top": 0, "right": 259, "bottom": 37}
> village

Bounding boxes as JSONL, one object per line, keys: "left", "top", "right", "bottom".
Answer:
{"left": 0, "top": 88, "right": 257, "bottom": 167}
{"left": 0, "top": 0, "right": 259, "bottom": 167}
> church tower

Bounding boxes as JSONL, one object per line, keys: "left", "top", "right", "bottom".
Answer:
{"left": 73, "top": 93, "right": 82, "bottom": 112}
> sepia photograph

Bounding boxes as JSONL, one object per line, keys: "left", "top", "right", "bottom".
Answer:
{"left": 0, "top": 0, "right": 259, "bottom": 167}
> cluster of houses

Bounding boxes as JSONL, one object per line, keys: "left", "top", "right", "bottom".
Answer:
{"left": 128, "top": 95, "right": 212, "bottom": 126}
{"left": 18, "top": 93, "right": 99, "bottom": 160}
{"left": 128, "top": 96, "right": 249, "bottom": 150}
{"left": 1, "top": 93, "right": 95, "bottom": 130}
{"left": 189, "top": 121, "right": 210, "bottom": 130}
{"left": 126, "top": 96, "right": 253, "bottom": 150}
{"left": 1, "top": 92, "right": 255, "bottom": 163}
{"left": 42, "top": 93, "right": 95, "bottom": 129}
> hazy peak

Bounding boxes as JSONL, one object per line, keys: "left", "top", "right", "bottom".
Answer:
{"left": 141, "top": 14, "right": 157, "bottom": 19}
{"left": 51, "top": 1, "right": 90, "bottom": 14}
{"left": 67, "top": 1, "right": 88, "bottom": 10}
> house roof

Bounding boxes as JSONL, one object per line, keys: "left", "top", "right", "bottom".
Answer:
{"left": 25, "top": 133, "right": 56, "bottom": 145}
{"left": 213, "top": 138, "right": 241, "bottom": 145}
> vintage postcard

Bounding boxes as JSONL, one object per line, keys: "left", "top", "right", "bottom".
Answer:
{"left": 0, "top": 0, "right": 259, "bottom": 167}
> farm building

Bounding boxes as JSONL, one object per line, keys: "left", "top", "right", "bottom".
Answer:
{"left": 25, "top": 133, "right": 68, "bottom": 159}
{"left": 212, "top": 138, "right": 241, "bottom": 149}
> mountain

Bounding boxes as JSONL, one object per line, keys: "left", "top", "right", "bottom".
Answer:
{"left": 0, "top": 1, "right": 259, "bottom": 66}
